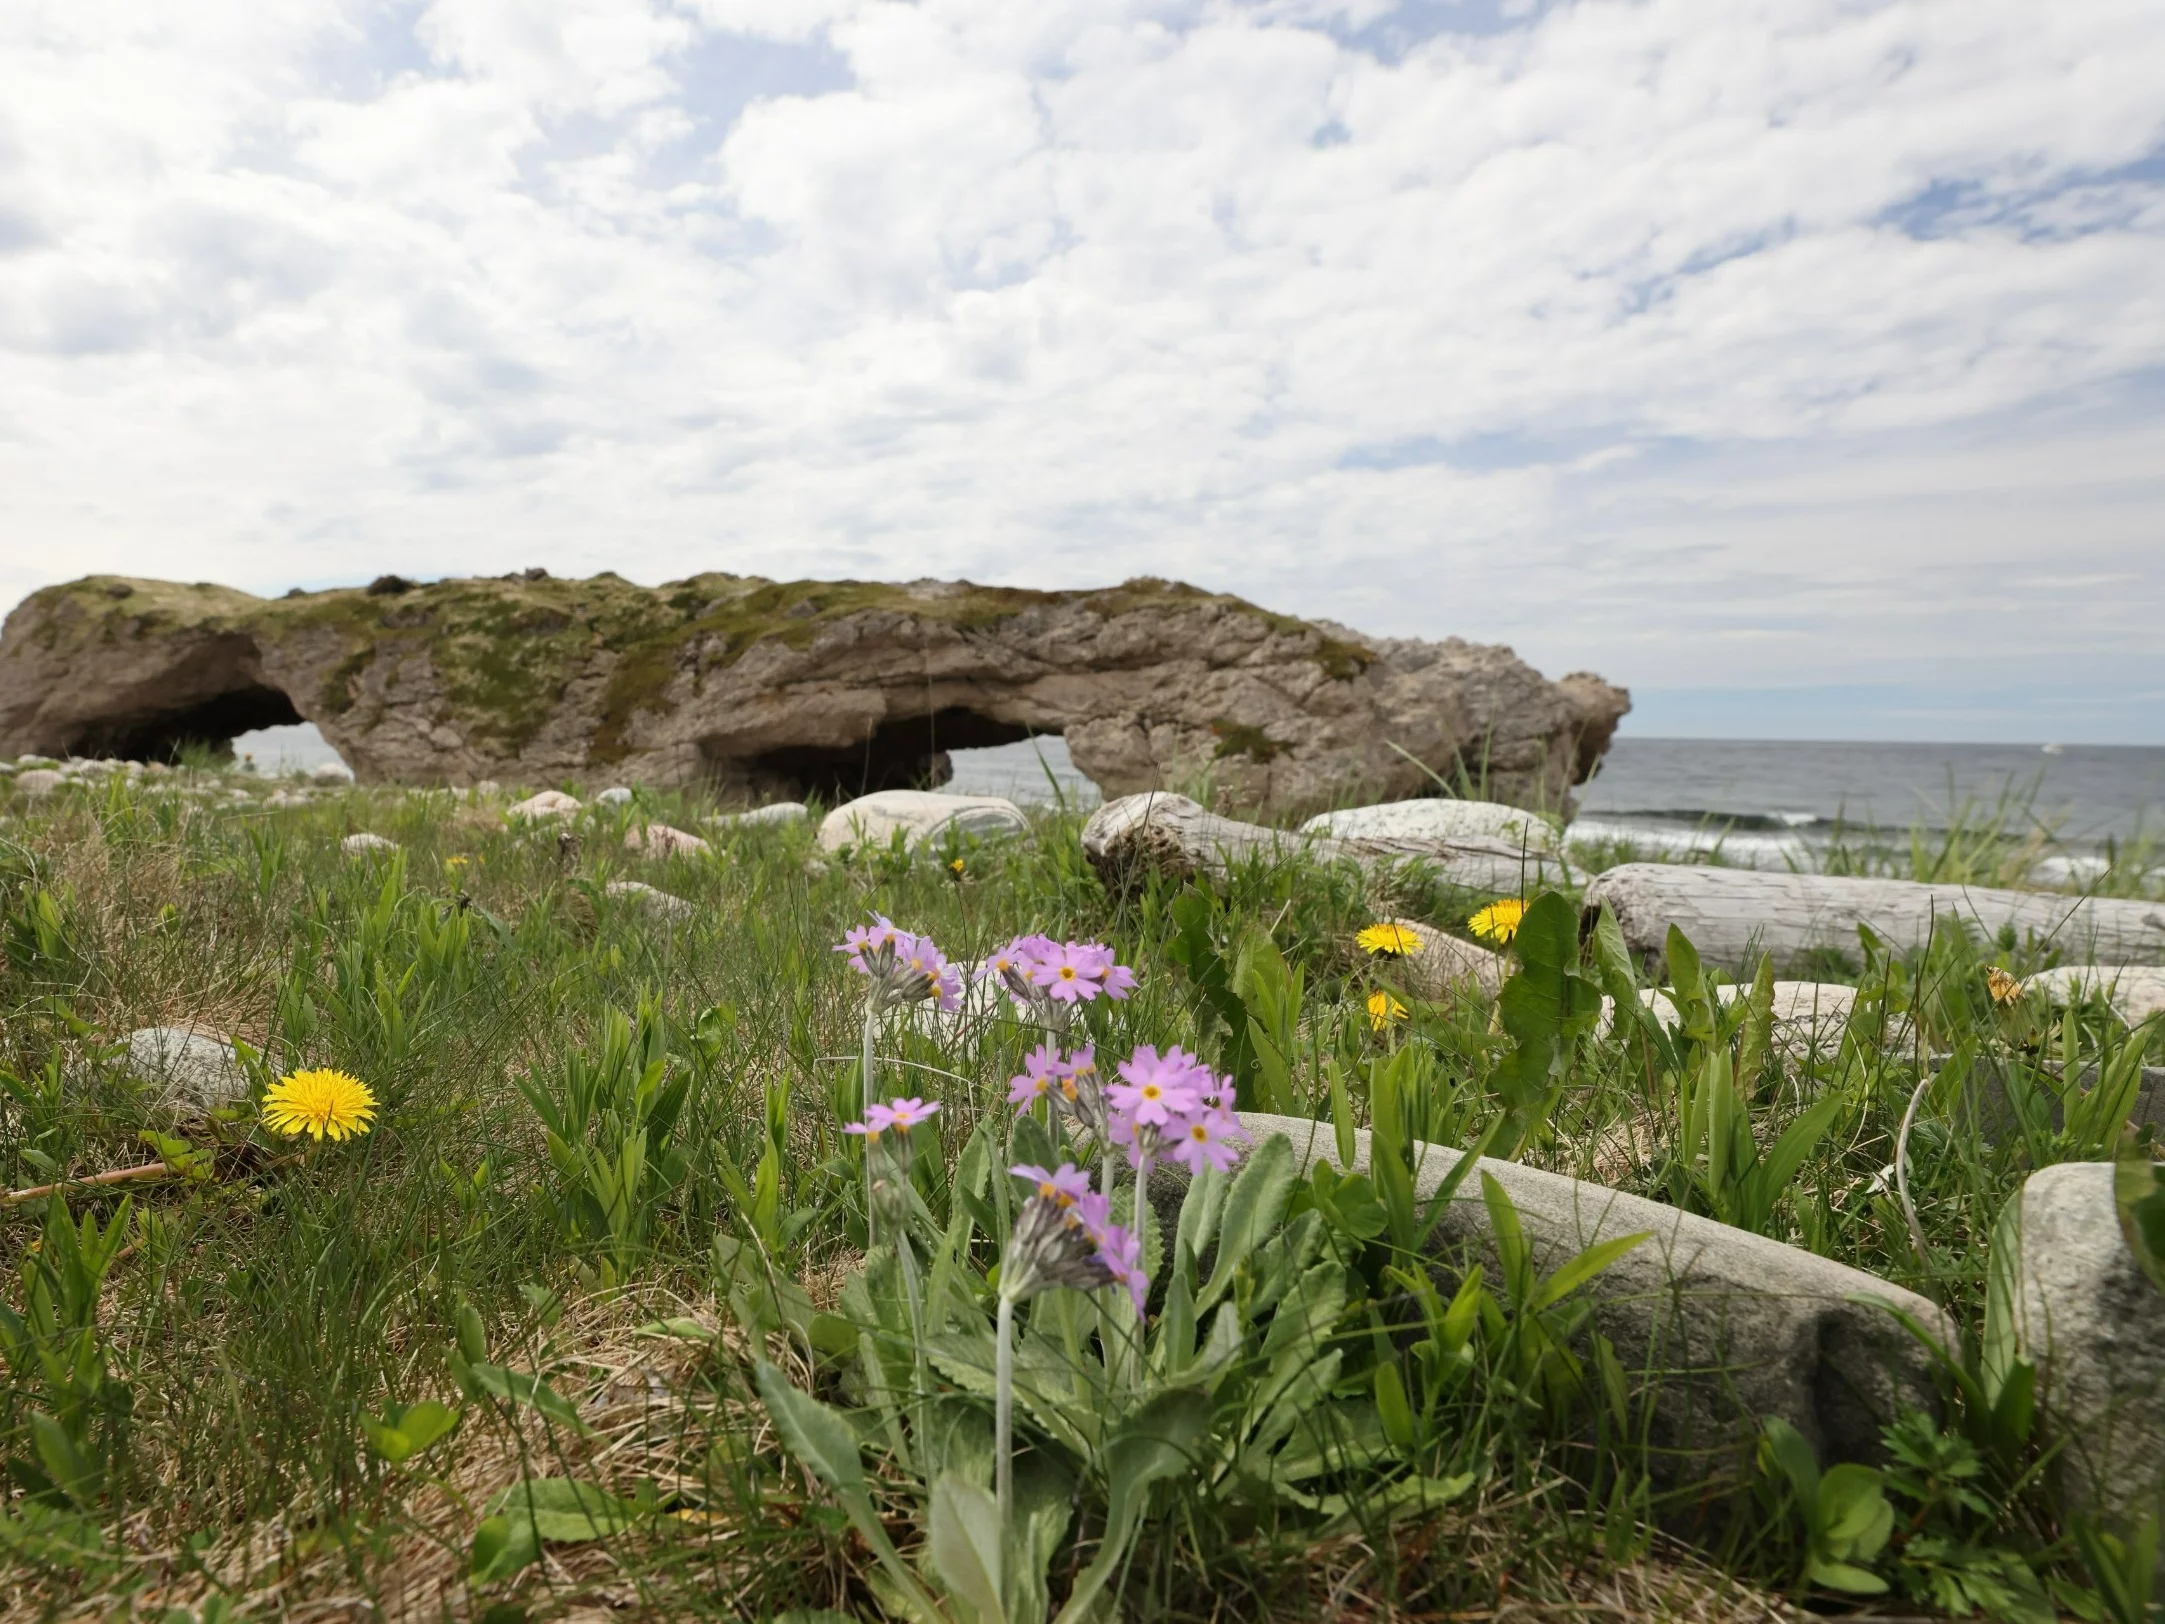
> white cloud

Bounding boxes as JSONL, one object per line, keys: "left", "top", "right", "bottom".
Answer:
{"left": 0, "top": 0, "right": 2161, "bottom": 736}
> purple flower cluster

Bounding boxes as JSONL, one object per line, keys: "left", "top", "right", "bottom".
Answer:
{"left": 835, "top": 915, "right": 963, "bottom": 1012}
{"left": 1007, "top": 1162, "right": 1147, "bottom": 1312}
{"left": 984, "top": 934, "right": 1138, "bottom": 1008}
{"left": 1109, "top": 1045, "right": 1246, "bottom": 1174}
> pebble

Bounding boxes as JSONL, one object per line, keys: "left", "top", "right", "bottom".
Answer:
{"left": 125, "top": 1026, "right": 250, "bottom": 1117}
{"left": 14, "top": 768, "right": 66, "bottom": 798}
{"left": 712, "top": 801, "right": 808, "bottom": 828}
{"left": 507, "top": 790, "right": 581, "bottom": 822}
{"left": 341, "top": 832, "right": 400, "bottom": 855}
{"left": 310, "top": 761, "right": 357, "bottom": 785}
{"left": 604, "top": 879, "right": 696, "bottom": 922}
{"left": 818, "top": 790, "right": 1029, "bottom": 854}
{"left": 625, "top": 823, "right": 711, "bottom": 858}
{"left": 595, "top": 786, "right": 633, "bottom": 806}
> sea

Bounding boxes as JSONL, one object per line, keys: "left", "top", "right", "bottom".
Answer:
{"left": 233, "top": 723, "right": 2165, "bottom": 871}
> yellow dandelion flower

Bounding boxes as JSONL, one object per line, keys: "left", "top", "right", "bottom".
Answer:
{"left": 1367, "top": 990, "right": 1408, "bottom": 1031}
{"left": 262, "top": 1068, "right": 378, "bottom": 1141}
{"left": 1468, "top": 898, "right": 1527, "bottom": 946}
{"left": 949, "top": 857, "right": 966, "bottom": 876}
{"left": 1356, "top": 922, "right": 1421, "bottom": 957}
{"left": 1984, "top": 966, "right": 2023, "bottom": 1007}
{"left": 444, "top": 854, "right": 471, "bottom": 871}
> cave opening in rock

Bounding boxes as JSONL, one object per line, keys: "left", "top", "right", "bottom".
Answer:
{"left": 69, "top": 685, "right": 306, "bottom": 763}
{"left": 735, "top": 707, "right": 1037, "bottom": 801}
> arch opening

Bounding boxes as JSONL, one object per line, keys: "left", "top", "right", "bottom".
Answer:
{"left": 730, "top": 707, "right": 1036, "bottom": 801}
{"left": 69, "top": 685, "right": 305, "bottom": 763}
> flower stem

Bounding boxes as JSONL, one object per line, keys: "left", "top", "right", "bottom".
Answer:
{"left": 861, "top": 1000, "right": 879, "bottom": 1249}
{"left": 995, "top": 1292, "right": 1016, "bottom": 1528}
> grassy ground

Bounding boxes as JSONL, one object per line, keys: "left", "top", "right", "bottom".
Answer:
{"left": 0, "top": 763, "right": 2159, "bottom": 1623}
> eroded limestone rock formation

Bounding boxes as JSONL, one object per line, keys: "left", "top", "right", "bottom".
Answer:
{"left": 0, "top": 572, "right": 1627, "bottom": 814}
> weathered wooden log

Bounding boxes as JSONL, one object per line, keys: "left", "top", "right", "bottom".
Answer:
{"left": 1584, "top": 863, "right": 2165, "bottom": 974}
{"left": 1081, "top": 791, "right": 1569, "bottom": 896}
{"left": 1150, "top": 1114, "right": 1949, "bottom": 1485}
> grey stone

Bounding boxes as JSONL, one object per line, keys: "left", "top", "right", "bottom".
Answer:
{"left": 604, "top": 879, "right": 696, "bottom": 923}
{"left": 2013, "top": 1161, "right": 2165, "bottom": 1564}
{"left": 712, "top": 801, "right": 808, "bottom": 828}
{"left": 595, "top": 785, "right": 633, "bottom": 806}
{"left": 1303, "top": 797, "right": 1561, "bottom": 853}
{"left": 819, "top": 790, "right": 1029, "bottom": 854}
{"left": 125, "top": 1026, "right": 250, "bottom": 1116}
{"left": 1215, "top": 1114, "right": 1950, "bottom": 1484}
{"left": 15, "top": 754, "right": 57, "bottom": 768}
{"left": 309, "top": 760, "right": 356, "bottom": 784}
{"left": 507, "top": 789, "right": 580, "bottom": 822}
{"left": 341, "top": 832, "right": 399, "bottom": 856}
{"left": 2026, "top": 966, "right": 2165, "bottom": 1029}
{"left": 624, "top": 822, "right": 710, "bottom": 858}
{"left": 14, "top": 768, "right": 66, "bottom": 797}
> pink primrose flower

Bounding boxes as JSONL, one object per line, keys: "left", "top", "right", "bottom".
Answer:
{"left": 1167, "top": 1106, "right": 1248, "bottom": 1175}
{"left": 882, "top": 1097, "right": 940, "bottom": 1131}
{"left": 1109, "top": 1045, "right": 1208, "bottom": 1128}
{"left": 1030, "top": 942, "right": 1105, "bottom": 1004}
{"left": 1010, "top": 1161, "right": 1095, "bottom": 1209}
{"left": 844, "top": 1101, "right": 898, "bottom": 1138}
{"left": 1007, "top": 1042, "right": 1067, "bottom": 1107}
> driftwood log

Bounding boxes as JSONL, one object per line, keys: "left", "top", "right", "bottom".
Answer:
{"left": 1584, "top": 863, "right": 2165, "bottom": 974}
{"left": 1080, "top": 791, "right": 1568, "bottom": 896}
{"left": 1146, "top": 1115, "right": 1949, "bottom": 1486}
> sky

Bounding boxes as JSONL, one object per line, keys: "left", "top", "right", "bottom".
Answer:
{"left": 1, "top": 0, "right": 2162, "bottom": 743}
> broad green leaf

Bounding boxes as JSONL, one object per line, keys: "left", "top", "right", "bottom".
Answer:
{"left": 2114, "top": 1149, "right": 2165, "bottom": 1296}
{"left": 926, "top": 1476, "right": 1005, "bottom": 1624}
{"left": 754, "top": 1361, "right": 945, "bottom": 1622}
{"left": 1531, "top": 1229, "right": 1651, "bottom": 1313}
{"left": 471, "top": 1514, "right": 538, "bottom": 1583}
{"left": 1199, "top": 1133, "right": 1295, "bottom": 1309}
{"left": 1756, "top": 1093, "right": 1846, "bottom": 1208}
{"left": 29, "top": 1412, "right": 99, "bottom": 1507}
{"left": 364, "top": 1400, "right": 460, "bottom": 1465}
{"left": 488, "top": 1477, "right": 640, "bottom": 1542}
{"left": 1806, "top": 1559, "right": 1889, "bottom": 1596}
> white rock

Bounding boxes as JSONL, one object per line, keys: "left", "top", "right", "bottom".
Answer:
{"left": 507, "top": 789, "right": 581, "bottom": 822}
{"left": 70, "top": 757, "right": 126, "bottom": 778}
{"left": 341, "top": 832, "right": 400, "bottom": 855}
{"left": 1304, "top": 798, "right": 1561, "bottom": 853}
{"left": 595, "top": 785, "right": 633, "bottom": 806}
{"left": 125, "top": 1026, "right": 250, "bottom": 1116}
{"left": 0, "top": 762, "right": 14, "bottom": 776}
{"left": 16, "top": 754, "right": 57, "bottom": 768}
{"left": 310, "top": 760, "right": 356, "bottom": 785}
{"left": 1367, "top": 919, "right": 1507, "bottom": 1001}
{"left": 472, "top": 780, "right": 501, "bottom": 797}
{"left": 2025, "top": 966, "right": 2165, "bottom": 1029}
{"left": 14, "top": 768, "right": 66, "bottom": 797}
{"left": 712, "top": 801, "right": 809, "bottom": 828}
{"left": 819, "top": 790, "right": 1029, "bottom": 854}
{"left": 2013, "top": 1160, "right": 2165, "bottom": 1570}
{"left": 265, "top": 790, "right": 313, "bottom": 808}
{"left": 625, "top": 823, "right": 711, "bottom": 859}
{"left": 1600, "top": 980, "right": 1902, "bottom": 1056}
{"left": 604, "top": 879, "right": 696, "bottom": 922}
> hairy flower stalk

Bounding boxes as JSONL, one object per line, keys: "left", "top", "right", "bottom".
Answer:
{"left": 997, "top": 1165, "right": 1136, "bottom": 1527}
{"left": 836, "top": 916, "right": 960, "bottom": 1249}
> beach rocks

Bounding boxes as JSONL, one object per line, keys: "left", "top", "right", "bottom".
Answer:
{"left": 1083, "top": 791, "right": 1569, "bottom": 896}
{"left": 595, "top": 785, "right": 633, "bottom": 806}
{"left": 341, "top": 832, "right": 399, "bottom": 856}
{"left": 625, "top": 822, "right": 711, "bottom": 859}
{"left": 818, "top": 790, "right": 1029, "bottom": 854}
{"left": 2012, "top": 1161, "right": 2165, "bottom": 1560}
{"left": 1221, "top": 1114, "right": 1949, "bottom": 1482}
{"left": 1303, "top": 797, "right": 1561, "bottom": 853}
{"left": 309, "top": 760, "right": 355, "bottom": 785}
{"left": 125, "top": 1026, "right": 250, "bottom": 1116}
{"left": 507, "top": 789, "right": 580, "bottom": 823}
{"left": 712, "top": 801, "right": 808, "bottom": 828}
{"left": 2025, "top": 966, "right": 2165, "bottom": 1029}
{"left": 604, "top": 879, "right": 696, "bottom": 923}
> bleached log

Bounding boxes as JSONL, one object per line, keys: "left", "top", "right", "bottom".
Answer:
{"left": 1150, "top": 1115, "right": 1950, "bottom": 1478}
{"left": 1081, "top": 791, "right": 1569, "bottom": 896}
{"left": 1584, "top": 863, "right": 2165, "bottom": 974}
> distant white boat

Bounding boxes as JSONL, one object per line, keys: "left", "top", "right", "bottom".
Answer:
{"left": 2041, "top": 743, "right": 2065, "bottom": 756}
